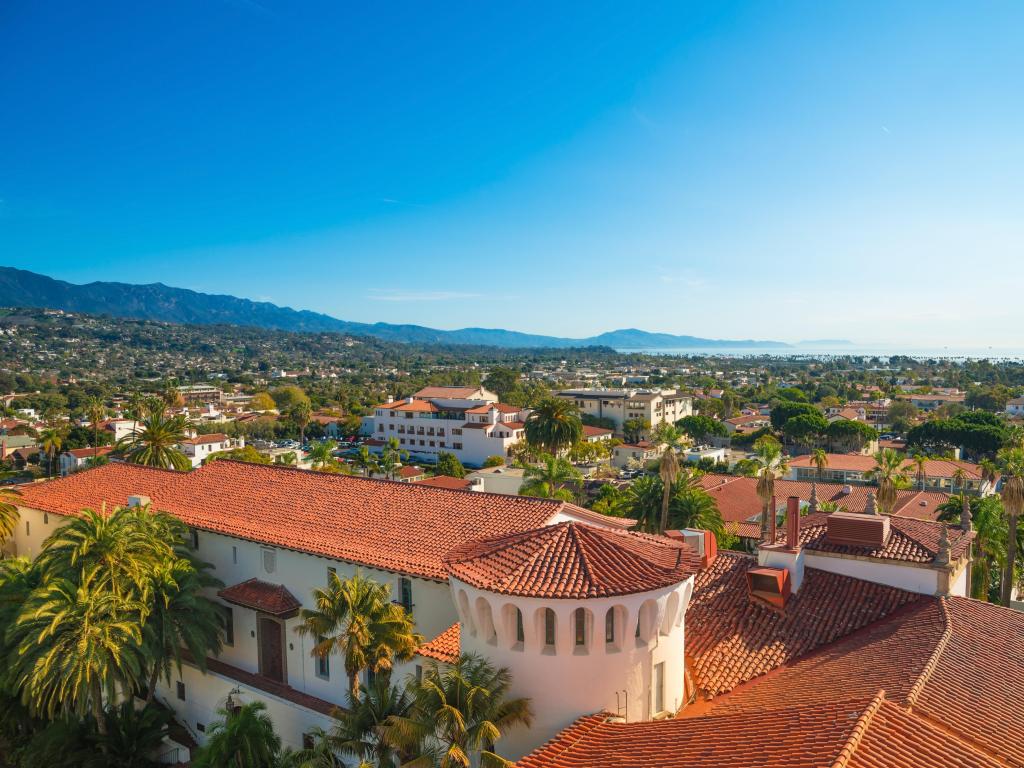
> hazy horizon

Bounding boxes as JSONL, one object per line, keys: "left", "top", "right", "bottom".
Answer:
{"left": 3, "top": 2, "right": 1022, "bottom": 347}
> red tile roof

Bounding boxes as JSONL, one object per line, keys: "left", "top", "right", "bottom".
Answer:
{"left": 517, "top": 693, "right": 1003, "bottom": 768}
{"left": 414, "top": 475, "right": 474, "bottom": 490}
{"left": 181, "top": 433, "right": 228, "bottom": 445}
{"left": 64, "top": 446, "right": 114, "bottom": 459}
{"left": 581, "top": 425, "right": 613, "bottom": 438}
{"left": 685, "top": 552, "right": 921, "bottom": 699}
{"left": 465, "top": 403, "right": 520, "bottom": 415}
{"left": 15, "top": 461, "right": 608, "bottom": 581}
{"left": 218, "top": 578, "right": 302, "bottom": 617}
{"left": 794, "top": 512, "right": 972, "bottom": 564}
{"left": 417, "top": 623, "right": 460, "bottom": 664}
{"left": 789, "top": 453, "right": 982, "bottom": 480}
{"left": 413, "top": 386, "right": 482, "bottom": 399}
{"left": 444, "top": 521, "right": 701, "bottom": 599}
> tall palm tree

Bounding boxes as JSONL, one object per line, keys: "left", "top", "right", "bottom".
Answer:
{"left": 998, "top": 447, "right": 1024, "bottom": 606}
{"left": 668, "top": 471, "right": 726, "bottom": 539}
{"left": 11, "top": 573, "right": 148, "bottom": 735}
{"left": 39, "top": 423, "right": 66, "bottom": 478}
{"left": 911, "top": 453, "right": 928, "bottom": 491}
{"left": 617, "top": 475, "right": 664, "bottom": 534}
{"left": 951, "top": 467, "right": 969, "bottom": 495}
{"left": 296, "top": 572, "right": 422, "bottom": 702}
{"left": 523, "top": 398, "right": 582, "bottom": 456}
{"left": 309, "top": 440, "right": 339, "bottom": 471}
{"left": 193, "top": 701, "right": 282, "bottom": 768}
{"left": 0, "top": 485, "right": 20, "bottom": 545}
{"left": 377, "top": 437, "right": 409, "bottom": 480}
{"left": 328, "top": 678, "right": 415, "bottom": 768}
{"left": 867, "top": 448, "right": 909, "bottom": 515}
{"left": 290, "top": 402, "right": 313, "bottom": 447}
{"left": 84, "top": 395, "right": 107, "bottom": 449}
{"left": 118, "top": 412, "right": 191, "bottom": 471}
{"left": 753, "top": 437, "right": 788, "bottom": 540}
{"left": 142, "top": 555, "right": 224, "bottom": 704}
{"left": 385, "top": 654, "right": 533, "bottom": 768}
{"left": 519, "top": 454, "right": 582, "bottom": 502}
{"left": 810, "top": 448, "right": 828, "bottom": 481}
{"left": 938, "top": 493, "right": 1006, "bottom": 601}
{"left": 979, "top": 458, "right": 999, "bottom": 492}
{"left": 653, "top": 424, "right": 684, "bottom": 534}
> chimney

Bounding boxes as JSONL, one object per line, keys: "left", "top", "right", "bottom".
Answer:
{"left": 746, "top": 566, "right": 791, "bottom": 610}
{"left": 756, "top": 496, "right": 806, "bottom": 592}
{"left": 786, "top": 495, "right": 801, "bottom": 550}
{"left": 665, "top": 528, "right": 717, "bottom": 568}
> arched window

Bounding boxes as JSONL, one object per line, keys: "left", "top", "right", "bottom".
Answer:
{"left": 516, "top": 608, "right": 524, "bottom": 644}
{"left": 544, "top": 608, "right": 556, "bottom": 647}
{"left": 605, "top": 608, "right": 616, "bottom": 644}
{"left": 574, "top": 607, "right": 586, "bottom": 646}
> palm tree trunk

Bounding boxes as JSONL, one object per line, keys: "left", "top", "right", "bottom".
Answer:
{"left": 349, "top": 665, "right": 361, "bottom": 703}
{"left": 759, "top": 500, "right": 770, "bottom": 541}
{"left": 1002, "top": 513, "right": 1018, "bottom": 606}
{"left": 92, "top": 678, "right": 107, "bottom": 738}
{"left": 145, "top": 661, "right": 160, "bottom": 706}
{"left": 659, "top": 483, "right": 671, "bottom": 534}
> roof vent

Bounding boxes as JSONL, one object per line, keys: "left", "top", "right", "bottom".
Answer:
{"left": 666, "top": 528, "right": 717, "bottom": 568}
{"left": 826, "top": 511, "right": 891, "bottom": 548}
{"left": 746, "top": 566, "right": 791, "bottom": 610}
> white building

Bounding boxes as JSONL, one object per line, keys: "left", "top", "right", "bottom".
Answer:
{"left": 1007, "top": 397, "right": 1024, "bottom": 417}
{"left": 557, "top": 388, "right": 692, "bottom": 436}
{"left": 58, "top": 445, "right": 115, "bottom": 476}
{"left": 178, "top": 433, "right": 244, "bottom": 467}
{"left": 366, "top": 386, "right": 529, "bottom": 468}
{"left": 611, "top": 441, "right": 662, "bottom": 469}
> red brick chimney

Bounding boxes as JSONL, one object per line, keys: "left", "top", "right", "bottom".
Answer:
{"left": 786, "top": 495, "right": 801, "bottom": 550}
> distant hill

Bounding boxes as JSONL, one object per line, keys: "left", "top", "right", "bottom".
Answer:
{"left": 0, "top": 266, "right": 795, "bottom": 349}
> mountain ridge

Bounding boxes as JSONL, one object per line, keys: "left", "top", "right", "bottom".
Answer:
{"left": 0, "top": 266, "right": 797, "bottom": 349}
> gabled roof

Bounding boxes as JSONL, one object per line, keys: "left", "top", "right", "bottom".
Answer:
{"left": 413, "top": 475, "right": 473, "bottom": 490}
{"left": 444, "top": 521, "right": 701, "bottom": 599}
{"left": 417, "top": 623, "right": 460, "bottom": 664}
{"left": 796, "top": 512, "right": 972, "bottom": 564}
{"left": 788, "top": 453, "right": 982, "bottom": 480}
{"left": 413, "top": 386, "right": 482, "bottom": 399}
{"left": 180, "top": 433, "right": 228, "bottom": 445}
{"left": 218, "top": 579, "right": 301, "bottom": 617}
{"left": 517, "top": 692, "right": 1004, "bottom": 768}
{"left": 64, "top": 446, "right": 114, "bottom": 459}
{"left": 15, "top": 462, "right": 614, "bottom": 582}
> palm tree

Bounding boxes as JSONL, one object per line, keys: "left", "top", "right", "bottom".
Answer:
{"left": 524, "top": 398, "right": 582, "bottom": 456}
{"left": 668, "top": 471, "right": 726, "bottom": 539}
{"left": 979, "top": 458, "right": 999, "bottom": 492}
{"left": 279, "top": 728, "right": 345, "bottom": 768}
{"left": 296, "top": 572, "right": 422, "bottom": 702}
{"left": 118, "top": 412, "right": 191, "bottom": 471}
{"left": 378, "top": 437, "right": 409, "bottom": 480}
{"left": 910, "top": 453, "right": 928, "bottom": 491}
{"left": 753, "top": 437, "right": 788, "bottom": 540}
{"left": 290, "top": 402, "right": 313, "bottom": 447}
{"left": 519, "top": 454, "right": 582, "bottom": 502}
{"left": 328, "top": 678, "right": 415, "bottom": 768}
{"left": 0, "top": 485, "right": 19, "bottom": 545}
{"left": 653, "top": 424, "right": 685, "bottom": 534}
{"left": 353, "top": 446, "right": 380, "bottom": 477}
{"left": 84, "top": 395, "right": 107, "bottom": 449}
{"left": 142, "top": 555, "right": 224, "bottom": 704}
{"left": 866, "top": 448, "right": 909, "bottom": 515}
{"left": 11, "top": 574, "right": 148, "bottom": 735}
{"left": 193, "top": 701, "right": 282, "bottom": 768}
{"left": 39, "top": 423, "right": 66, "bottom": 478}
{"left": 951, "top": 467, "right": 969, "bottom": 495}
{"left": 810, "top": 448, "right": 828, "bottom": 481}
{"left": 385, "top": 653, "right": 532, "bottom": 768}
{"left": 938, "top": 493, "right": 1006, "bottom": 600}
{"left": 309, "top": 440, "right": 339, "bottom": 471}
{"left": 998, "top": 447, "right": 1024, "bottom": 606}
{"left": 618, "top": 475, "right": 664, "bottom": 534}
{"left": 94, "top": 701, "right": 174, "bottom": 765}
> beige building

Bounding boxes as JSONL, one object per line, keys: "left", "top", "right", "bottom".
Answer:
{"left": 557, "top": 388, "right": 692, "bottom": 436}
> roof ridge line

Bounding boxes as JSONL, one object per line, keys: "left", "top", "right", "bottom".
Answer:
{"left": 892, "top": 698, "right": 1018, "bottom": 768}
{"left": 828, "top": 689, "right": 887, "bottom": 768}
{"left": 904, "top": 597, "right": 954, "bottom": 709}
{"left": 568, "top": 523, "right": 598, "bottom": 590}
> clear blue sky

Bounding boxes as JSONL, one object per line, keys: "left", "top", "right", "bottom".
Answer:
{"left": 3, "top": 2, "right": 1022, "bottom": 346}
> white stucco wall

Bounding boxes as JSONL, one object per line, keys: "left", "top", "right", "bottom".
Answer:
{"left": 451, "top": 575, "right": 694, "bottom": 760}
{"left": 801, "top": 551, "right": 951, "bottom": 596}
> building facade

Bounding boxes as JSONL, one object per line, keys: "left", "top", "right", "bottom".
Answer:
{"left": 557, "top": 389, "right": 693, "bottom": 436}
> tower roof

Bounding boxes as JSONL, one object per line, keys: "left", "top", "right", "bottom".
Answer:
{"left": 444, "top": 521, "right": 701, "bottom": 599}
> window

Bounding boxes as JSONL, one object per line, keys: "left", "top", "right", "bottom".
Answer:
{"left": 220, "top": 605, "right": 234, "bottom": 646}
{"left": 654, "top": 662, "right": 666, "bottom": 714}
{"left": 544, "top": 608, "right": 556, "bottom": 647}
{"left": 574, "top": 607, "right": 586, "bottom": 646}
{"left": 231, "top": 545, "right": 237, "bottom": 565}
{"left": 25, "top": 521, "right": 29, "bottom": 536}
{"left": 399, "top": 577, "right": 413, "bottom": 612}
{"left": 605, "top": 609, "right": 616, "bottom": 644}
{"left": 43, "top": 513, "right": 48, "bottom": 525}
{"left": 262, "top": 547, "right": 276, "bottom": 574}
{"left": 176, "top": 681, "right": 186, "bottom": 701}
{"left": 415, "top": 664, "right": 423, "bottom": 683}
{"left": 191, "top": 529, "right": 199, "bottom": 549}
{"left": 302, "top": 733, "right": 315, "bottom": 750}
{"left": 196, "top": 722, "right": 205, "bottom": 733}
{"left": 315, "top": 637, "right": 330, "bottom": 680}
{"left": 515, "top": 608, "right": 524, "bottom": 644}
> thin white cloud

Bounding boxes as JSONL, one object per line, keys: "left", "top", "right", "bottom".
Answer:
{"left": 367, "top": 289, "right": 482, "bottom": 302}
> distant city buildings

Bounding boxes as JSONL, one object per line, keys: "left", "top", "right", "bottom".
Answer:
{"left": 556, "top": 388, "right": 692, "bottom": 435}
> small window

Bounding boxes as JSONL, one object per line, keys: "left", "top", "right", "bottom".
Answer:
{"left": 262, "top": 548, "right": 276, "bottom": 574}
{"left": 515, "top": 608, "right": 524, "bottom": 644}
{"left": 315, "top": 637, "right": 330, "bottom": 680}
{"left": 415, "top": 664, "right": 423, "bottom": 682}
{"left": 220, "top": 605, "right": 234, "bottom": 646}
{"left": 191, "top": 529, "right": 199, "bottom": 549}
{"left": 196, "top": 722, "right": 205, "bottom": 733}
{"left": 654, "top": 661, "right": 666, "bottom": 714}
{"left": 43, "top": 513, "right": 48, "bottom": 525}
{"left": 399, "top": 577, "right": 413, "bottom": 612}
{"left": 302, "top": 733, "right": 315, "bottom": 751}
{"left": 231, "top": 545, "right": 237, "bottom": 564}
{"left": 605, "top": 609, "right": 615, "bottom": 644}
{"left": 25, "top": 521, "right": 29, "bottom": 536}
{"left": 176, "top": 681, "right": 186, "bottom": 701}
{"left": 574, "top": 607, "right": 586, "bottom": 646}
{"left": 544, "top": 608, "right": 556, "bottom": 647}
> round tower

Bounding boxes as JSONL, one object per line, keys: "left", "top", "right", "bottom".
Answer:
{"left": 443, "top": 521, "right": 701, "bottom": 759}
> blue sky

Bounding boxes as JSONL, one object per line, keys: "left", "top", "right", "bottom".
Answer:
{"left": 2, "top": 2, "right": 1022, "bottom": 345}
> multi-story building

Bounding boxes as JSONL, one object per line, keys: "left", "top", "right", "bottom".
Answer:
{"left": 58, "top": 445, "right": 115, "bottom": 475}
{"left": 365, "top": 386, "right": 528, "bottom": 468}
{"left": 178, "top": 433, "right": 244, "bottom": 467}
{"left": 12, "top": 461, "right": 1014, "bottom": 767}
{"left": 787, "top": 453, "right": 992, "bottom": 494}
{"left": 178, "top": 384, "right": 225, "bottom": 406}
{"left": 557, "top": 388, "right": 692, "bottom": 436}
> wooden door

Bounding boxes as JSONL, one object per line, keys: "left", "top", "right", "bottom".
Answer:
{"left": 258, "top": 617, "right": 284, "bottom": 683}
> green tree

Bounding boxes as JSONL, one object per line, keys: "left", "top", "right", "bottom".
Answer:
{"left": 998, "top": 447, "right": 1024, "bottom": 606}
{"left": 296, "top": 572, "right": 422, "bottom": 702}
{"left": 384, "top": 654, "right": 532, "bottom": 768}
{"left": 675, "top": 415, "right": 727, "bottom": 443}
{"left": 250, "top": 392, "right": 276, "bottom": 411}
{"left": 353, "top": 446, "right": 380, "bottom": 477}
{"left": 938, "top": 494, "right": 1006, "bottom": 601}
{"left": 193, "top": 701, "right": 282, "bottom": 768}
{"left": 783, "top": 413, "right": 829, "bottom": 448}
{"left": 39, "top": 423, "right": 67, "bottom": 478}
{"left": 309, "top": 440, "right": 339, "bottom": 471}
{"left": 524, "top": 398, "right": 582, "bottom": 455}
{"left": 119, "top": 412, "right": 191, "bottom": 471}
{"left": 206, "top": 445, "right": 273, "bottom": 465}
{"left": 482, "top": 455, "right": 506, "bottom": 468}
{"left": 327, "top": 678, "right": 415, "bottom": 768}
{"left": 519, "top": 453, "right": 583, "bottom": 501}
{"left": 617, "top": 475, "right": 664, "bottom": 533}
{"left": 668, "top": 471, "right": 726, "bottom": 539}
{"left": 270, "top": 385, "right": 310, "bottom": 412}
{"left": 84, "top": 395, "right": 107, "bottom": 449}
{"left": 809, "top": 448, "right": 829, "bottom": 481}
{"left": 653, "top": 424, "right": 684, "bottom": 534}
{"left": 289, "top": 401, "right": 313, "bottom": 446}
{"left": 826, "top": 419, "right": 878, "bottom": 453}
{"left": 753, "top": 436, "right": 788, "bottom": 540}
{"left": 621, "top": 418, "right": 651, "bottom": 444}
{"left": 0, "top": 485, "right": 20, "bottom": 546}
{"left": 866, "top": 449, "right": 909, "bottom": 515}
{"left": 378, "top": 437, "right": 409, "bottom": 480}
{"left": 435, "top": 452, "right": 466, "bottom": 479}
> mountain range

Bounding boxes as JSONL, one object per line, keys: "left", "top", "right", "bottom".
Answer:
{"left": 0, "top": 266, "right": 801, "bottom": 350}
